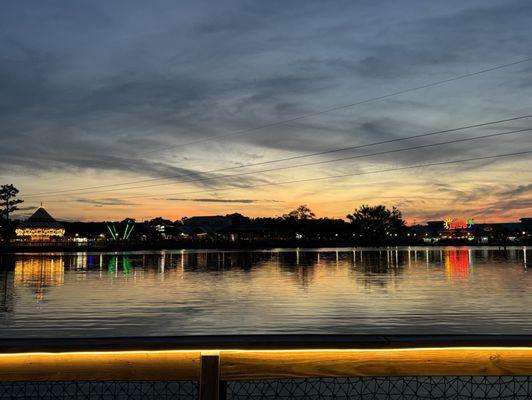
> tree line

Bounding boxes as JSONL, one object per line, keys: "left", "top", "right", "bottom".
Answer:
{"left": 1, "top": 184, "right": 407, "bottom": 244}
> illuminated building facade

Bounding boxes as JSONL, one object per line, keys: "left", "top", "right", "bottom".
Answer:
{"left": 440, "top": 217, "right": 475, "bottom": 240}
{"left": 15, "top": 207, "right": 65, "bottom": 242}
{"left": 410, "top": 217, "right": 531, "bottom": 243}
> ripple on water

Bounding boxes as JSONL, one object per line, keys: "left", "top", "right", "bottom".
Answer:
{"left": 0, "top": 247, "right": 530, "bottom": 337}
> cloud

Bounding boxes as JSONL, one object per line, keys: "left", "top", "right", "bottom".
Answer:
{"left": 326, "top": 45, "right": 458, "bottom": 80}
{"left": 165, "top": 198, "right": 257, "bottom": 203}
{"left": 476, "top": 197, "right": 532, "bottom": 217}
{"left": 1, "top": 0, "right": 532, "bottom": 220}
{"left": 13, "top": 205, "right": 39, "bottom": 212}
{"left": 75, "top": 198, "right": 136, "bottom": 206}
{"left": 498, "top": 184, "right": 532, "bottom": 197}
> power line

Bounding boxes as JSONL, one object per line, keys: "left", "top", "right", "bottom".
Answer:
{"left": 134, "top": 57, "right": 532, "bottom": 155}
{"left": 61, "top": 149, "right": 532, "bottom": 201}
{"left": 32, "top": 127, "right": 532, "bottom": 198}
{"left": 24, "top": 113, "right": 532, "bottom": 197}
{"left": 148, "top": 150, "right": 532, "bottom": 198}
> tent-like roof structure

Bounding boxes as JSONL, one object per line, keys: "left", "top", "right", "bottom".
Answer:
{"left": 19, "top": 207, "right": 63, "bottom": 228}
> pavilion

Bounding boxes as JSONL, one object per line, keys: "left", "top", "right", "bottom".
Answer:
{"left": 15, "top": 207, "right": 65, "bottom": 242}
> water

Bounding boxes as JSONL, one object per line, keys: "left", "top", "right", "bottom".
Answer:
{"left": 0, "top": 247, "right": 530, "bottom": 338}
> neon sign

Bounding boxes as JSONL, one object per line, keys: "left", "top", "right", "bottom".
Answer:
{"left": 443, "top": 218, "right": 474, "bottom": 230}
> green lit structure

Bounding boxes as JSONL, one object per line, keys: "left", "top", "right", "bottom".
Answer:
{"left": 106, "top": 219, "right": 135, "bottom": 241}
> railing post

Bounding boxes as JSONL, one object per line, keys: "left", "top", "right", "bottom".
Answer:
{"left": 220, "top": 381, "right": 227, "bottom": 400}
{"left": 199, "top": 354, "right": 221, "bottom": 400}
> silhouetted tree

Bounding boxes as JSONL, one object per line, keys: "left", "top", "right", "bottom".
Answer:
{"left": 283, "top": 205, "right": 316, "bottom": 220}
{"left": 0, "top": 184, "right": 24, "bottom": 243}
{"left": 144, "top": 217, "right": 175, "bottom": 240}
{"left": 347, "top": 205, "right": 406, "bottom": 243}
{"left": 148, "top": 217, "right": 173, "bottom": 226}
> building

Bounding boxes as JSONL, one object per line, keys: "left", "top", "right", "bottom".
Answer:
{"left": 179, "top": 215, "right": 233, "bottom": 237}
{"left": 15, "top": 207, "right": 65, "bottom": 242}
{"left": 410, "top": 217, "right": 531, "bottom": 243}
{"left": 521, "top": 218, "right": 532, "bottom": 230}
{"left": 178, "top": 214, "right": 265, "bottom": 240}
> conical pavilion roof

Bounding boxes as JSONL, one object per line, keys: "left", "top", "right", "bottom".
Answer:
{"left": 20, "top": 207, "right": 63, "bottom": 228}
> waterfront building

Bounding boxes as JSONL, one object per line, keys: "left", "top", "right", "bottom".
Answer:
{"left": 410, "top": 217, "right": 531, "bottom": 243}
{"left": 179, "top": 215, "right": 234, "bottom": 237}
{"left": 15, "top": 207, "right": 65, "bottom": 242}
{"left": 178, "top": 214, "right": 265, "bottom": 241}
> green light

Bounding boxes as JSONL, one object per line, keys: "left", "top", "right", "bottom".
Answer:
{"left": 106, "top": 223, "right": 117, "bottom": 240}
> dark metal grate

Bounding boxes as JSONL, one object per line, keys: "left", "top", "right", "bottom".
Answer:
{"left": 2, "top": 377, "right": 532, "bottom": 399}
{"left": 227, "top": 376, "right": 532, "bottom": 399}
{"left": 0, "top": 381, "right": 197, "bottom": 400}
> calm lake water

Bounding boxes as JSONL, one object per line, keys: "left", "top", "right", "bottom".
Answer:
{"left": 0, "top": 247, "right": 530, "bottom": 338}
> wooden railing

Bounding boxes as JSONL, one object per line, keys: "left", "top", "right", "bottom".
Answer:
{"left": 1, "top": 335, "right": 532, "bottom": 399}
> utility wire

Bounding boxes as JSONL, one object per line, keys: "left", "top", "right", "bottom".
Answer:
{"left": 57, "top": 149, "right": 532, "bottom": 201}
{"left": 24, "top": 113, "right": 532, "bottom": 197}
{"left": 33, "top": 127, "right": 532, "bottom": 198}
{"left": 134, "top": 57, "right": 532, "bottom": 155}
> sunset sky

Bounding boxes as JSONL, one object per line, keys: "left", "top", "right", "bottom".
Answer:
{"left": 1, "top": 0, "right": 531, "bottom": 223}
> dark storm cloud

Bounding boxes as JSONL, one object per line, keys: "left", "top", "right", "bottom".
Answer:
{"left": 1, "top": 0, "right": 531, "bottom": 190}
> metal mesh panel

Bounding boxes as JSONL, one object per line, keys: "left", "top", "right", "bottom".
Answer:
{"left": 2, "top": 377, "right": 532, "bottom": 399}
{"left": 227, "top": 376, "right": 532, "bottom": 399}
{"left": 0, "top": 380, "right": 197, "bottom": 400}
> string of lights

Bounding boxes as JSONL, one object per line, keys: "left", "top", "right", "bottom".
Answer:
{"left": 24, "top": 114, "right": 532, "bottom": 198}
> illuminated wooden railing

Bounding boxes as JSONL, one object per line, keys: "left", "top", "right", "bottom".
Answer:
{"left": 1, "top": 335, "right": 532, "bottom": 399}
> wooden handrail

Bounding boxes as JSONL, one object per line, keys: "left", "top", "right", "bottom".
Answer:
{"left": 1, "top": 347, "right": 532, "bottom": 382}
{"left": 221, "top": 348, "right": 532, "bottom": 379}
{"left": 0, "top": 351, "right": 200, "bottom": 381}
{"left": 2, "top": 337, "right": 532, "bottom": 384}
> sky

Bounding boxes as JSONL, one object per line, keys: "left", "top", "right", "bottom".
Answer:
{"left": 1, "top": 0, "right": 531, "bottom": 223}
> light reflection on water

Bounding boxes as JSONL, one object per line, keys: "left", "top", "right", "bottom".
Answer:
{"left": 0, "top": 247, "right": 530, "bottom": 337}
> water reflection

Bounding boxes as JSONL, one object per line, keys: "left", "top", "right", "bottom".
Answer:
{"left": 0, "top": 259, "right": 15, "bottom": 312}
{"left": 14, "top": 256, "right": 64, "bottom": 302}
{"left": 2, "top": 248, "right": 529, "bottom": 289}
{"left": 0, "top": 247, "right": 530, "bottom": 337}
{"left": 107, "top": 256, "right": 132, "bottom": 275}
{"left": 444, "top": 249, "right": 472, "bottom": 281}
